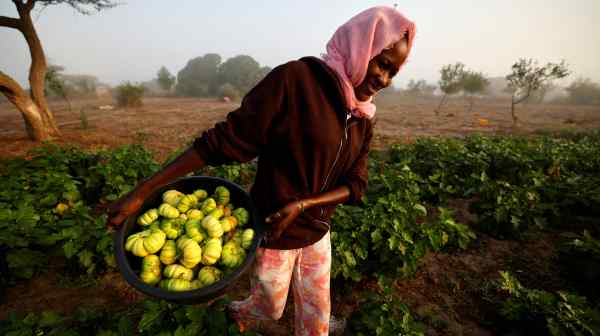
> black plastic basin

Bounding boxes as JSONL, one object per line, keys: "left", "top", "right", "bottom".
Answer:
{"left": 114, "top": 176, "right": 263, "bottom": 304}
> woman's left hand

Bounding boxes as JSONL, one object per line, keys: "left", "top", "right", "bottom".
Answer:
{"left": 264, "top": 200, "right": 304, "bottom": 243}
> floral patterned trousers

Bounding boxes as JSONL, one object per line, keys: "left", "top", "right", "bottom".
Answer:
{"left": 229, "top": 232, "right": 331, "bottom": 336}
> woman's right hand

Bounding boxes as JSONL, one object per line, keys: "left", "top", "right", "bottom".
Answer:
{"left": 106, "top": 189, "right": 146, "bottom": 228}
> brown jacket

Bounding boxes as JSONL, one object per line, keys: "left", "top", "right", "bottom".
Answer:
{"left": 193, "top": 56, "right": 373, "bottom": 249}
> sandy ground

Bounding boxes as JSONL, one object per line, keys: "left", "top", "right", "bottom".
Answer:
{"left": 1, "top": 95, "right": 598, "bottom": 161}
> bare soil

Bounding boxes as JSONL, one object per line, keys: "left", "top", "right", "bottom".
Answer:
{"left": 0, "top": 96, "right": 598, "bottom": 161}
{"left": 0, "top": 96, "right": 598, "bottom": 335}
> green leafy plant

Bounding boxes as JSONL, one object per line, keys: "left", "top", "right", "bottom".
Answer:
{"left": 496, "top": 271, "right": 600, "bottom": 336}
{"left": 331, "top": 164, "right": 475, "bottom": 282}
{"left": 558, "top": 231, "right": 600, "bottom": 300}
{"left": 0, "top": 299, "right": 256, "bottom": 336}
{"left": 0, "top": 144, "right": 159, "bottom": 281}
{"left": 0, "top": 306, "right": 134, "bottom": 336}
{"left": 137, "top": 298, "right": 259, "bottom": 336}
{"left": 348, "top": 290, "right": 425, "bottom": 336}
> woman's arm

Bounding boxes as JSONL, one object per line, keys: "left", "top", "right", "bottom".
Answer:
{"left": 302, "top": 186, "right": 350, "bottom": 211}
{"left": 106, "top": 147, "right": 205, "bottom": 227}
{"left": 265, "top": 122, "right": 373, "bottom": 242}
{"left": 138, "top": 147, "right": 206, "bottom": 195}
{"left": 264, "top": 186, "right": 350, "bottom": 242}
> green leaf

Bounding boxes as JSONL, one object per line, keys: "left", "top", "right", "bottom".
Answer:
{"left": 118, "top": 316, "right": 134, "bottom": 336}
{"left": 413, "top": 204, "right": 427, "bottom": 216}
{"left": 138, "top": 309, "right": 161, "bottom": 332}
{"left": 78, "top": 249, "right": 94, "bottom": 268}
{"left": 63, "top": 240, "right": 80, "bottom": 258}
{"left": 173, "top": 326, "right": 187, "bottom": 336}
{"left": 185, "top": 306, "right": 207, "bottom": 322}
{"left": 39, "top": 311, "right": 63, "bottom": 327}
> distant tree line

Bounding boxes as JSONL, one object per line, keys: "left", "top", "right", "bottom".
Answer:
{"left": 44, "top": 65, "right": 101, "bottom": 99}
{"left": 153, "top": 54, "right": 271, "bottom": 100}
{"left": 565, "top": 78, "right": 600, "bottom": 106}
{"left": 383, "top": 59, "right": 600, "bottom": 126}
{"left": 39, "top": 52, "right": 272, "bottom": 109}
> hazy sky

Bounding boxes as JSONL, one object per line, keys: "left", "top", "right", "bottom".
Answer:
{"left": 1, "top": 0, "right": 599, "bottom": 88}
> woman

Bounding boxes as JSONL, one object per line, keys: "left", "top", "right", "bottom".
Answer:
{"left": 108, "top": 6, "right": 415, "bottom": 335}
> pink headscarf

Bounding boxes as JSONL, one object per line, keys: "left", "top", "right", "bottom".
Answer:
{"left": 322, "top": 6, "right": 416, "bottom": 119}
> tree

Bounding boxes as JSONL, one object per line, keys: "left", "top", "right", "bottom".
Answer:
{"left": 218, "top": 55, "right": 271, "bottom": 97}
{"left": 114, "top": 82, "right": 144, "bottom": 108}
{"left": 44, "top": 64, "right": 71, "bottom": 110}
{"left": 175, "top": 54, "right": 222, "bottom": 97}
{"left": 528, "top": 82, "right": 554, "bottom": 104}
{"left": 72, "top": 76, "right": 97, "bottom": 95}
{"left": 405, "top": 79, "right": 436, "bottom": 97}
{"left": 0, "top": 0, "right": 116, "bottom": 141}
{"left": 436, "top": 63, "right": 465, "bottom": 114}
{"left": 505, "top": 58, "right": 569, "bottom": 125}
{"left": 461, "top": 71, "right": 489, "bottom": 112}
{"left": 156, "top": 66, "right": 175, "bottom": 93}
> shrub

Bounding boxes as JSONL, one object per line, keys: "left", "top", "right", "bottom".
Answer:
{"left": 348, "top": 291, "right": 425, "bottom": 335}
{"left": 496, "top": 271, "right": 600, "bottom": 335}
{"left": 114, "top": 82, "right": 144, "bottom": 108}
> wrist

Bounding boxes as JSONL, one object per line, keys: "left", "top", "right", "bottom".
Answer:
{"left": 296, "top": 200, "right": 305, "bottom": 213}
{"left": 298, "top": 198, "right": 315, "bottom": 212}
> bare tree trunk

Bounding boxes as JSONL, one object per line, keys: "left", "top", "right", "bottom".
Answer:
{"left": 511, "top": 95, "right": 518, "bottom": 126}
{"left": 19, "top": 4, "right": 60, "bottom": 138}
{"left": 0, "top": 0, "right": 60, "bottom": 141}
{"left": 435, "top": 94, "right": 447, "bottom": 115}
{"left": 468, "top": 95, "right": 474, "bottom": 113}
{"left": 0, "top": 72, "right": 53, "bottom": 140}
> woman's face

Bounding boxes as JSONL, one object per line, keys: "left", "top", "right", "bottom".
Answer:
{"left": 354, "top": 37, "right": 409, "bottom": 101}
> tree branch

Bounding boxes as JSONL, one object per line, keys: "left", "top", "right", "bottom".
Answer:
{"left": 24, "top": 0, "right": 36, "bottom": 13}
{"left": 514, "top": 87, "right": 533, "bottom": 105}
{"left": 0, "top": 15, "right": 22, "bottom": 30}
{"left": 0, "top": 70, "right": 27, "bottom": 103}
{"left": 12, "top": 0, "right": 25, "bottom": 12}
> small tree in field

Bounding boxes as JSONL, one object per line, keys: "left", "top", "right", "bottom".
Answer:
{"left": 461, "top": 71, "right": 489, "bottom": 112}
{"left": 44, "top": 64, "right": 71, "bottom": 110}
{"left": 115, "top": 82, "right": 144, "bottom": 108}
{"left": 406, "top": 79, "right": 436, "bottom": 98}
{"left": 156, "top": 66, "right": 175, "bottom": 93}
{"left": 436, "top": 63, "right": 465, "bottom": 114}
{"left": 527, "top": 82, "right": 554, "bottom": 104}
{"left": 505, "top": 58, "right": 569, "bottom": 125}
{"left": 0, "top": 0, "right": 117, "bottom": 141}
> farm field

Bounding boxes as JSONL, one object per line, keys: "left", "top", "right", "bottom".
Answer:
{"left": 1, "top": 96, "right": 599, "bottom": 335}
{"left": 1, "top": 96, "right": 599, "bottom": 160}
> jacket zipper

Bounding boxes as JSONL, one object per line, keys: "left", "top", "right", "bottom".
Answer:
{"left": 319, "top": 112, "right": 350, "bottom": 217}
